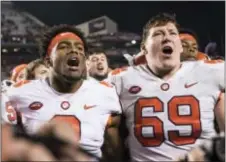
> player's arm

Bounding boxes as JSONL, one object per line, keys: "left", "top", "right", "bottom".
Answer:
{"left": 214, "top": 92, "right": 225, "bottom": 132}
{"left": 213, "top": 62, "right": 225, "bottom": 132}
{"left": 102, "top": 114, "right": 123, "bottom": 162}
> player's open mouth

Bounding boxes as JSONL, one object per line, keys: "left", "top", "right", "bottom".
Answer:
{"left": 162, "top": 46, "right": 173, "bottom": 55}
{"left": 67, "top": 56, "right": 79, "bottom": 67}
{"left": 67, "top": 56, "right": 80, "bottom": 71}
{"left": 97, "top": 65, "right": 104, "bottom": 71}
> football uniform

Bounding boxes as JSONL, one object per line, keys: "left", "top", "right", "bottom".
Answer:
{"left": 1, "top": 80, "right": 14, "bottom": 93}
{"left": 106, "top": 60, "right": 224, "bottom": 161}
{"left": 1, "top": 78, "right": 121, "bottom": 158}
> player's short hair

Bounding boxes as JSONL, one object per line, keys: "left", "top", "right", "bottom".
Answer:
{"left": 38, "top": 24, "right": 88, "bottom": 59}
{"left": 25, "top": 59, "right": 47, "bottom": 80}
{"left": 141, "top": 13, "right": 179, "bottom": 47}
{"left": 87, "top": 49, "right": 107, "bottom": 58}
{"left": 87, "top": 49, "right": 109, "bottom": 65}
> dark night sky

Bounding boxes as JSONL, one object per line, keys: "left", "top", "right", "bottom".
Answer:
{"left": 14, "top": 1, "right": 225, "bottom": 53}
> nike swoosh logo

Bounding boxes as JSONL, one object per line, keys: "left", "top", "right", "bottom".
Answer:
{"left": 84, "top": 104, "right": 97, "bottom": 110}
{"left": 185, "top": 82, "right": 198, "bottom": 88}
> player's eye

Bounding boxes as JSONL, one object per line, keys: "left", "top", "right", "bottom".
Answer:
{"left": 58, "top": 44, "right": 69, "bottom": 49}
{"left": 40, "top": 70, "right": 47, "bottom": 74}
{"left": 91, "top": 58, "right": 97, "bottom": 62}
{"left": 182, "top": 43, "right": 188, "bottom": 48}
{"left": 170, "top": 32, "right": 177, "bottom": 35}
{"left": 153, "top": 32, "right": 161, "bottom": 37}
{"left": 77, "top": 46, "right": 84, "bottom": 51}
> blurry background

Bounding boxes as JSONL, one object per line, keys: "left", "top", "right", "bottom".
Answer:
{"left": 1, "top": 1, "right": 225, "bottom": 80}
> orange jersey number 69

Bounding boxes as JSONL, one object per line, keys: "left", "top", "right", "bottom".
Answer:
{"left": 134, "top": 95, "right": 201, "bottom": 147}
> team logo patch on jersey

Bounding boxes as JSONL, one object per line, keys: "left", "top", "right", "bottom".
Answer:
{"left": 29, "top": 102, "right": 43, "bottom": 110}
{"left": 129, "top": 86, "right": 142, "bottom": 94}
{"left": 61, "top": 101, "right": 70, "bottom": 110}
{"left": 160, "top": 83, "right": 170, "bottom": 91}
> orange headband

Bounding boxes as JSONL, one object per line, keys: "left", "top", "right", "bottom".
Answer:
{"left": 47, "top": 32, "right": 83, "bottom": 56}
{"left": 179, "top": 33, "right": 197, "bottom": 43}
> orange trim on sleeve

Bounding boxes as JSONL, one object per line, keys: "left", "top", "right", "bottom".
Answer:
{"left": 204, "top": 60, "right": 224, "bottom": 64}
{"left": 100, "top": 81, "right": 113, "bottom": 88}
{"left": 110, "top": 67, "right": 128, "bottom": 75}
{"left": 196, "top": 52, "right": 209, "bottom": 61}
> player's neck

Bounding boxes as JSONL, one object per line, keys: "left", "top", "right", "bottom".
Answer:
{"left": 147, "top": 63, "right": 181, "bottom": 81}
{"left": 48, "top": 72, "right": 83, "bottom": 94}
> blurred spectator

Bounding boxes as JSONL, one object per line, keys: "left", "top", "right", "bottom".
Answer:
{"left": 25, "top": 59, "right": 49, "bottom": 80}
{"left": 10, "top": 64, "right": 27, "bottom": 83}
{"left": 205, "top": 42, "right": 224, "bottom": 60}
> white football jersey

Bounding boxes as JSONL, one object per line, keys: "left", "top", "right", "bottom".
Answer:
{"left": 106, "top": 60, "right": 224, "bottom": 161}
{"left": 1, "top": 80, "right": 14, "bottom": 93}
{"left": 1, "top": 78, "right": 122, "bottom": 158}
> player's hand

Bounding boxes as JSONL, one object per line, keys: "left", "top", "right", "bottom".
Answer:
{"left": 36, "top": 121, "right": 95, "bottom": 161}
{"left": 175, "top": 132, "right": 225, "bottom": 162}
{"left": 2, "top": 124, "right": 56, "bottom": 161}
{"left": 175, "top": 147, "right": 206, "bottom": 162}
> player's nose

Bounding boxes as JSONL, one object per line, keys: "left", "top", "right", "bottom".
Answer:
{"left": 189, "top": 47, "right": 195, "bottom": 53}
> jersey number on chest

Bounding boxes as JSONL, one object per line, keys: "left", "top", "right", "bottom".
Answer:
{"left": 134, "top": 95, "right": 201, "bottom": 147}
{"left": 51, "top": 115, "right": 81, "bottom": 141}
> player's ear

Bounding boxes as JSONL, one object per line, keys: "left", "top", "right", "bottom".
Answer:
{"left": 179, "top": 40, "right": 183, "bottom": 54}
{"left": 85, "top": 59, "right": 90, "bottom": 71}
{"left": 141, "top": 43, "right": 148, "bottom": 55}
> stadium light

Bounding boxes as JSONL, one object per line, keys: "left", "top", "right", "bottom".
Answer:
{"left": 2, "top": 49, "right": 8, "bottom": 53}
{"left": 131, "top": 40, "right": 136, "bottom": 44}
{"left": 14, "top": 48, "right": 19, "bottom": 52}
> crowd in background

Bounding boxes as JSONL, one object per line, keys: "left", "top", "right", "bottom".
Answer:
{"left": 1, "top": 3, "right": 224, "bottom": 81}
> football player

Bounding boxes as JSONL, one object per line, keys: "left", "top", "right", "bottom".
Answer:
{"left": 107, "top": 13, "right": 224, "bottom": 161}
{"left": 2, "top": 24, "right": 122, "bottom": 161}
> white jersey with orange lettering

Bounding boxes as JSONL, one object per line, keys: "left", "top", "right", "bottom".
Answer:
{"left": 106, "top": 60, "right": 224, "bottom": 161}
{"left": 1, "top": 78, "right": 121, "bottom": 158}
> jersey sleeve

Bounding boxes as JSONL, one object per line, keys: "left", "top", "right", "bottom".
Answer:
{"left": 1, "top": 81, "right": 31, "bottom": 125}
{"left": 208, "top": 61, "right": 225, "bottom": 91}
{"left": 106, "top": 87, "right": 122, "bottom": 115}
{"left": 105, "top": 67, "right": 128, "bottom": 96}
{"left": 217, "top": 62, "right": 224, "bottom": 91}
{"left": 1, "top": 91, "right": 18, "bottom": 125}
{"left": 105, "top": 74, "right": 122, "bottom": 96}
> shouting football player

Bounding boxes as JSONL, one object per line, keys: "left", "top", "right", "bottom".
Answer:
{"left": 2, "top": 24, "right": 122, "bottom": 161}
